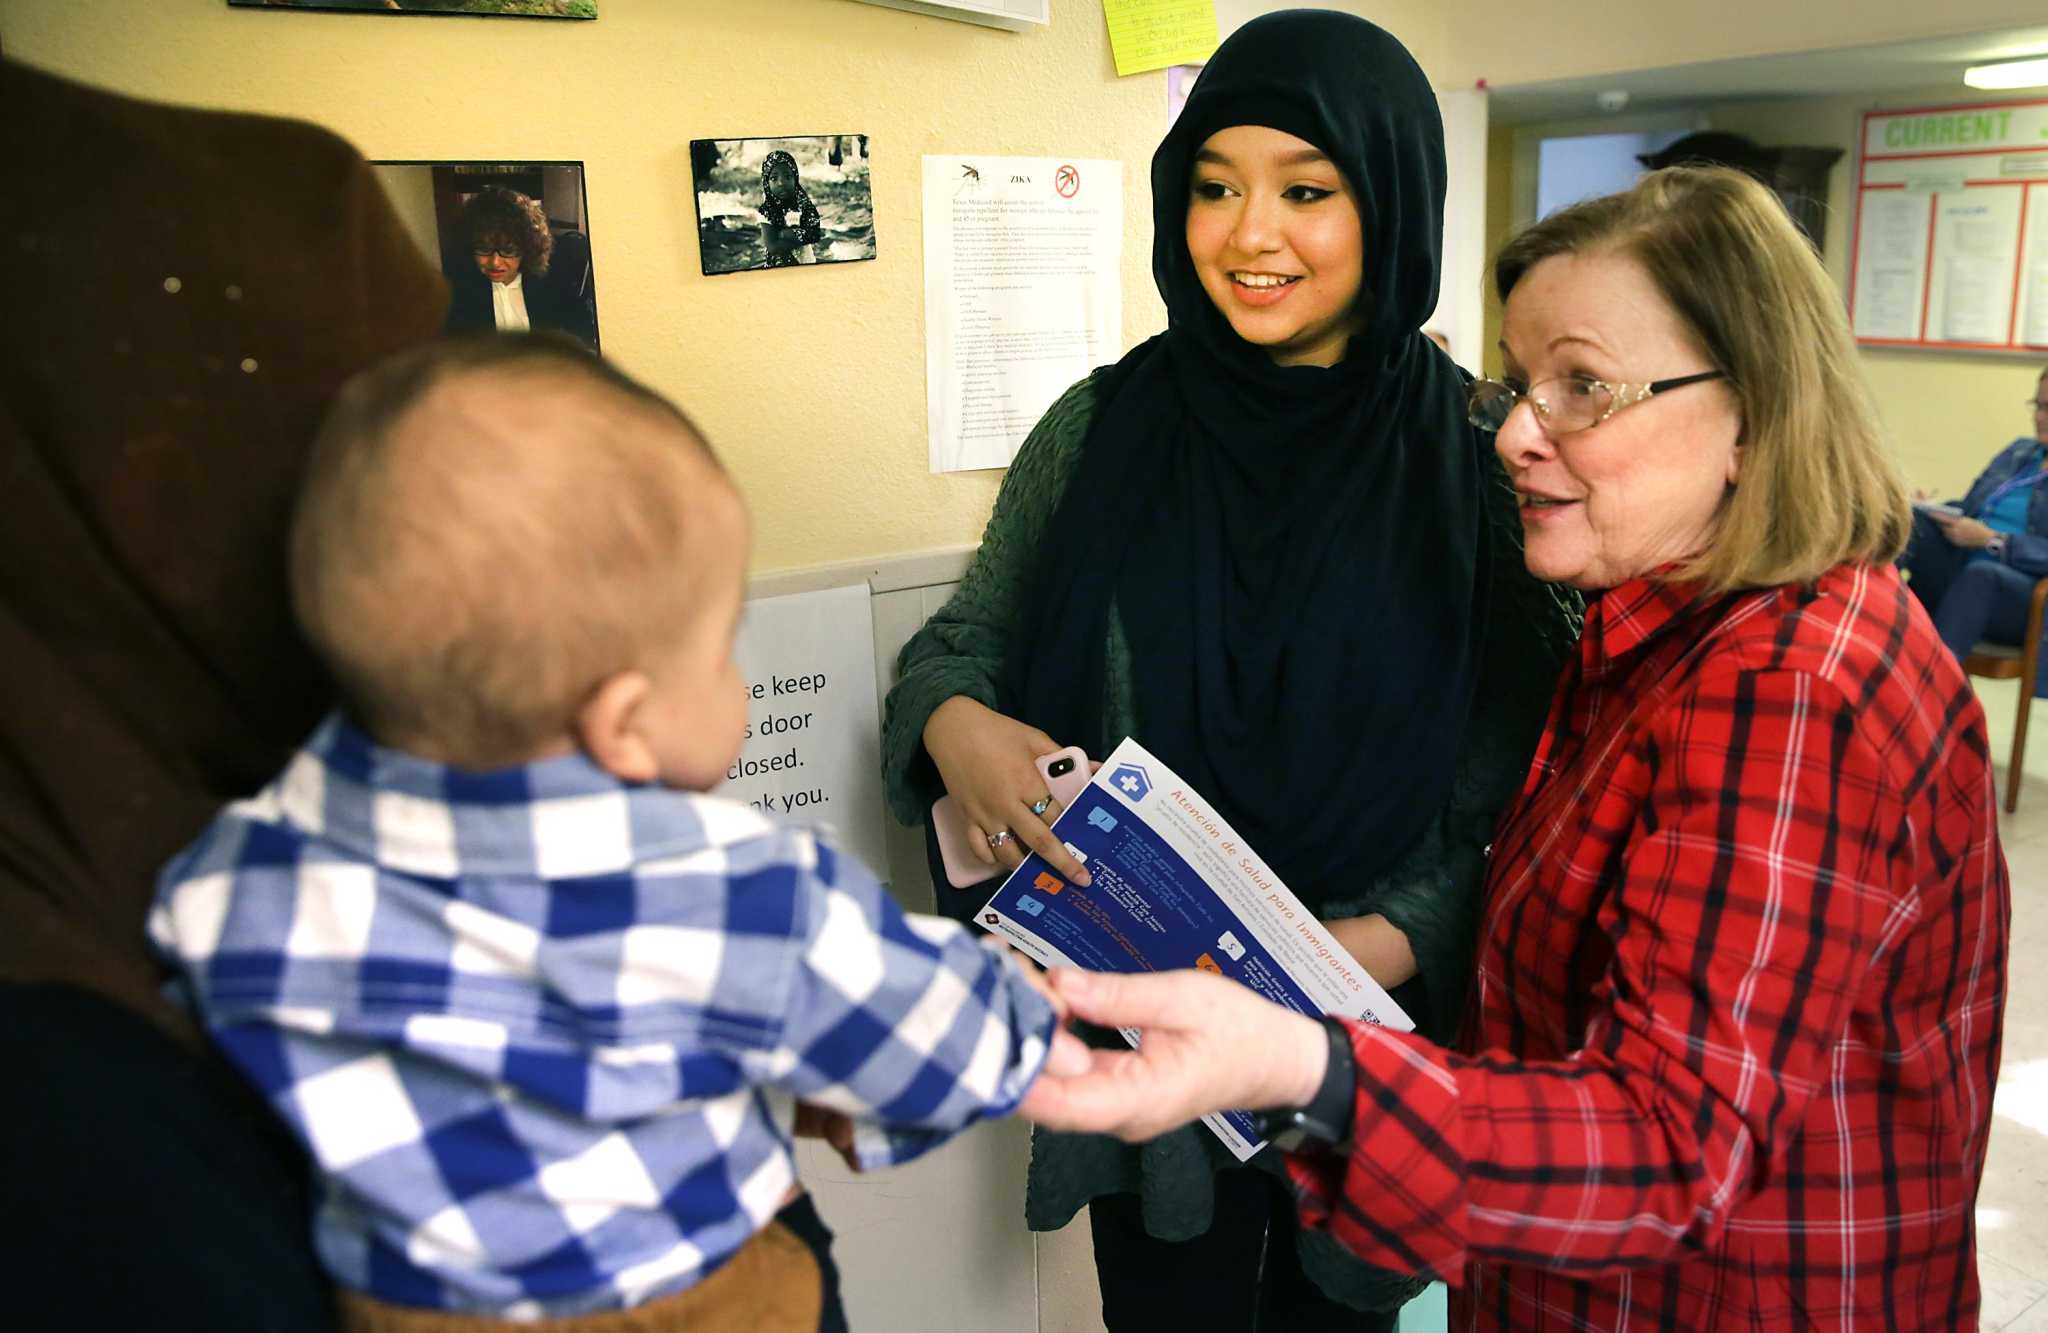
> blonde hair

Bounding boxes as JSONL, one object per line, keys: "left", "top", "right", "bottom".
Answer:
{"left": 291, "top": 335, "right": 730, "bottom": 767}
{"left": 1494, "top": 166, "right": 1910, "bottom": 593}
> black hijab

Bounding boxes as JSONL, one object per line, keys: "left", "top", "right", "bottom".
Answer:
{"left": 1005, "top": 10, "right": 1490, "bottom": 909}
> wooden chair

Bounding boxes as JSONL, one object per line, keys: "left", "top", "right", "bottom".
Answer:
{"left": 1961, "top": 575, "right": 2048, "bottom": 813}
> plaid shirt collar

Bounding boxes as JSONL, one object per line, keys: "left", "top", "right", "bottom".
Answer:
{"left": 1580, "top": 574, "right": 1706, "bottom": 674}
{"left": 270, "top": 714, "right": 684, "bottom": 880}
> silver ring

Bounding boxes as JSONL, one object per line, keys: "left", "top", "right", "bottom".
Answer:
{"left": 1029, "top": 796, "right": 1053, "bottom": 817}
{"left": 986, "top": 830, "right": 1013, "bottom": 849}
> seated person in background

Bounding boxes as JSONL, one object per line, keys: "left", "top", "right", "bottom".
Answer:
{"left": 151, "top": 335, "right": 1085, "bottom": 1326}
{"left": 1903, "top": 364, "right": 2048, "bottom": 673}
{"left": 443, "top": 186, "right": 597, "bottom": 348}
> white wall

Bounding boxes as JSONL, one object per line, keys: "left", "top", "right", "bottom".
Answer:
{"left": 1430, "top": 89, "right": 1490, "bottom": 372}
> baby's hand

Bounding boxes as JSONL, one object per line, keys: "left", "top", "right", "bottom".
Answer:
{"left": 990, "top": 940, "right": 1092, "bottom": 1077}
{"left": 793, "top": 1102, "right": 861, "bottom": 1173}
{"left": 990, "top": 938, "right": 1068, "bottom": 1021}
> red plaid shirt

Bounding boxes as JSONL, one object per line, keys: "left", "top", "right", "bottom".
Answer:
{"left": 1287, "top": 563, "right": 2009, "bottom": 1330}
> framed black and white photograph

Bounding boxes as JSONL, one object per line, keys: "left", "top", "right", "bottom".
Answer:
{"left": 690, "top": 135, "right": 876, "bottom": 275}
{"left": 229, "top": 1, "right": 596, "bottom": 17}
{"left": 371, "top": 162, "right": 601, "bottom": 350}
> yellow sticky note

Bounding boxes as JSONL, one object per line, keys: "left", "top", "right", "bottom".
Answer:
{"left": 1102, "top": 0, "right": 1219, "bottom": 78}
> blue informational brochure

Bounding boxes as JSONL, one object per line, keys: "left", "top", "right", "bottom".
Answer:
{"left": 977, "top": 737, "right": 1411, "bottom": 1160}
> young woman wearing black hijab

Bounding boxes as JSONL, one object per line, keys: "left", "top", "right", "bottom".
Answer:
{"left": 881, "top": 11, "right": 1578, "bottom": 1327}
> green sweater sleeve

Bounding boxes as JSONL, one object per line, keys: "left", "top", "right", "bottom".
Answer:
{"left": 880, "top": 375, "right": 1099, "bottom": 828}
{"left": 1316, "top": 458, "right": 1583, "bottom": 1042}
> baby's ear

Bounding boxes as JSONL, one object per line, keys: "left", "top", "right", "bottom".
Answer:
{"left": 578, "top": 671, "right": 659, "bottom": 783}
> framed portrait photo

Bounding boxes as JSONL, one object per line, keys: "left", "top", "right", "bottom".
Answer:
{"left": 371, "top": 161, "right": 602, "bottom": 351}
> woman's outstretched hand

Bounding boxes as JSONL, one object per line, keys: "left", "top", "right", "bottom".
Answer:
{"left": 1017, "top": 968, "right": 1330, "bottom": 1143}
{"left": 923, "top": 696, "right": 1092, "bottom": 885}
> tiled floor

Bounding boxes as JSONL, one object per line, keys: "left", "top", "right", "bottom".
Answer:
{"left": 1043, "top": 692, "right": 2048, "bottom": 1332}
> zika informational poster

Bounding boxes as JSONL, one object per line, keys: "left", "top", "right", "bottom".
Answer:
{"left": 977, "top": 738, "right": 1411, "bottom": 1160}
{"left": 922, "top": 154, "right": 1122, "bottom": 472}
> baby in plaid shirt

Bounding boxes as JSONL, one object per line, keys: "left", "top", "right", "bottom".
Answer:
{"left": 150, "top": 335, "right": 1085, "bottom": 1324}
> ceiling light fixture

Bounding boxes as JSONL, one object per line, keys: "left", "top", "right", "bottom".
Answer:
{"left": 1964, "top": 57, "right": 2048, "bottom": 90}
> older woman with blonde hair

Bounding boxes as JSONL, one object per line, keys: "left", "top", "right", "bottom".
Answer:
{"left": 1022, "top": 166, "right": 2010, "bottom": 1330}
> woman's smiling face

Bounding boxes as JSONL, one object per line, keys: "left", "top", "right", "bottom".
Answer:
{"left": 1184, "top": 124, "right": 1365, "bottom": 368}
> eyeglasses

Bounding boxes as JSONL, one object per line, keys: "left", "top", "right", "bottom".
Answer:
{"left": 1467, "top": 371, "right": 1727, "bottom": 435}
{"left": 2027, "top": 397, "right": 2048, "bottom": 413}
{"left": 471, "top": 245, "right": 521, "bottom": 260}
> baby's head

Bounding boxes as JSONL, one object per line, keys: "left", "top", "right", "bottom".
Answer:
{"left": 291, "top": 334, "right": 750, "bottom": 789}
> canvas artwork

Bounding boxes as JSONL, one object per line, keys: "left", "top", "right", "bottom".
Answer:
{"left": 228, "top": 1, "right": 596, "bottom": 18}
{"left": 370, "top": 161, "right": 601, "bottom": 350}
{"left": 690, "top": 135, "right": 876, "bottom": 276}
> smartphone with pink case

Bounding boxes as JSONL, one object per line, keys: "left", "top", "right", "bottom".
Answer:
{"left": 931, "top": 746, "right": 1091, "bottom": 889}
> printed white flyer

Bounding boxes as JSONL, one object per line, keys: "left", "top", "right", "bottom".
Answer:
{"left": 921, "top": 154, "right": 1122, "bottom": 472}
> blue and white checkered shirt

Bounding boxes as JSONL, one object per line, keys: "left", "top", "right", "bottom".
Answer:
{"left": 150, "top": 715, "right": 1056, "bottom": 1318}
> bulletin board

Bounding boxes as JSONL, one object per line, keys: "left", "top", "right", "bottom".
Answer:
{"left": 1850, "top": 98, "right": 2048, "bottom": 352}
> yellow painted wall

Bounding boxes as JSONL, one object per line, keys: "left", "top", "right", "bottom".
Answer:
{"left": 1215, "top": 0, "right": 1446, "bottom": 72}
{"left": 0, "top": 0, "right": 1169, "bottom": 575}
{"left": 1478, "top": 119, "right": 1515, "bottom": 379}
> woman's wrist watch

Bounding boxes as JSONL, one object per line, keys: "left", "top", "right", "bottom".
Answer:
{"left": 1987, "top": 532, "right": 2008, "bottom": 560}
{"left": 1253, "top": 1016, "right": 1358, "bottom": 1153}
